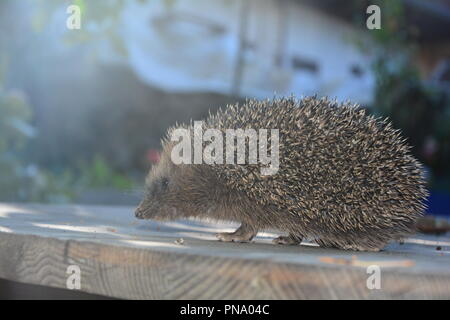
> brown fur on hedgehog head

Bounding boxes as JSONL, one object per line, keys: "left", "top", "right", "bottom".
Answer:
{"left": 135, "top": 141, "right": 251, "bottom": 222}
{"left": 135, "top": 142, "right": 197, "bottom": 221}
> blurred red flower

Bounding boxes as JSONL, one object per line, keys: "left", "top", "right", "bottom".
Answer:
{"left": 146, "top": 149, "right": 161, "bottom": 164}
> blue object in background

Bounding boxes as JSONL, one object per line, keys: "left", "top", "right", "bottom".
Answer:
{"left": 426, "top": 191, "right": 450, "bottom": 217}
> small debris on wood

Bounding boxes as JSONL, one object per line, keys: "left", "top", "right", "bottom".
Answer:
{"left": 174, "top": 238, "right": 184, "bottom": 245}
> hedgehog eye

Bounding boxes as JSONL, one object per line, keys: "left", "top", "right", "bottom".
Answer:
{"left": 160, "top": 177, "right": 169, "bottom": 190}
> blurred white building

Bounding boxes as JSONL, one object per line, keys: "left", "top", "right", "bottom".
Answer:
{"left": 120, "top": 0, "right": 376, "bottom": 104}
{"left": 4, "top": 0, "right": 450, "bottom": 107}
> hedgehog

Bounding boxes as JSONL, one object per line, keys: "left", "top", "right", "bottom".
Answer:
{"left": 135, "top": 96, "right": 428, "bottom": 251}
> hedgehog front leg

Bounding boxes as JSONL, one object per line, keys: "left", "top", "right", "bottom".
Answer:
{"left": 272, "top": 234, "right": 303, "bottom": 245}
{"left": 216, "top": 222, "right": 257, "bottom": 243}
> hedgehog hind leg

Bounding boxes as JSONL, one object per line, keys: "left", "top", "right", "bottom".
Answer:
{"left": 216, "top": 222, "right": 257, "bottom": 243}
{"left": 272, "top": 234, "right": 303, "bottom": 245}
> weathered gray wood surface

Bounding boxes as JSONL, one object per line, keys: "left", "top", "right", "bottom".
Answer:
{"left": 0, "top": 202, "right": 449, "bottom": 299}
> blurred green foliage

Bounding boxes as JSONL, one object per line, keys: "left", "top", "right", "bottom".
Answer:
{"left": 362, "top": 0, "right": 450, "bottom": 190}
{"left": 0, "top": 87, "right": 34, "bottom": 201}
{"left": 32, "top": 0, "right": 178, "bottom": 58}
{"left": 76, "top": 155, "right": 134, "bottom": 190}
{"left": 0, "top": 79, "right": 134, "bottom": 203}
{"left": 0, "top": 0, "right": 137, "bottom": 203}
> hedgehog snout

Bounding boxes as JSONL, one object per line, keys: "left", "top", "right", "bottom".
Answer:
{"left": 135, "top": 198, "right": 155, "bottom": 219}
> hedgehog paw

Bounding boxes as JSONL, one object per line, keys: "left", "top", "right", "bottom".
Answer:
{"left": 216, "top": 223, "right": 257, "bottom": 243}
{"left": 216, "top": 231, "right": 256, "bottom": 242}
{"left": 272, "top": 234, "right": 302, "bottom": 245}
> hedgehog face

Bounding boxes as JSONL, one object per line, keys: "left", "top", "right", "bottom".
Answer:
{"left": 135, "top": 149, "right": 184, "bottom": 221}
{"left": 135, "top": 144, "right": 211, "bottom": 221}
{"left": 135, "top": 175, "right": 173, "bottom": 221}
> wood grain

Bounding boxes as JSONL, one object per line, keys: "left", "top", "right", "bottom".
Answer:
{"left": 0, "top": 203, "right": 449, "bottom": 299}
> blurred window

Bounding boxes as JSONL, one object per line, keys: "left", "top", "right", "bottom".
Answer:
{"left": 350, "top": 64, "right": 364, "bottom": 78}
{"left": 291, "top": 56, "right": 319, "bottom": 74}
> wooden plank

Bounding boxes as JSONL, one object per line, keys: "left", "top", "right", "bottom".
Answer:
{"left": 0, "top": 202, "right": 449, "bottom": 299}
